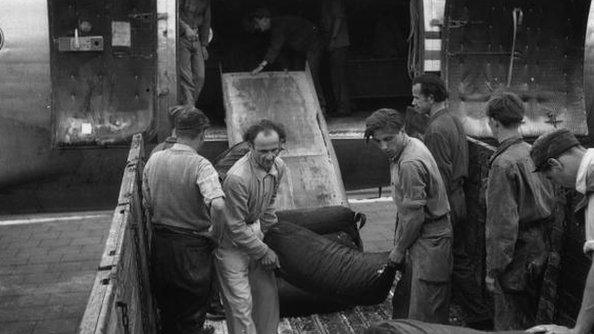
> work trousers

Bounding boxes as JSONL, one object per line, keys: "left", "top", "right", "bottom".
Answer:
{"left": 450, "top": 187, "right": 492, "bottom": 323}
{"left": 151, "top": 226, "right": 214, "bottom": 334}
{"left": 328, "top": 46, "right": 350, "bottom": 115}
{"left": 215, "top": 223, "right": 279, "bottom": 334}
{"left": 306, "top": 40, "right": 326, "bottom": 110}
{"left": 493, "top": 290, "right": 537, "bottom": 330}
{"left": 179, "top": 35, "right": 206, "bottom": 106}
{"left": 392, "top": 254, "right": 451, "bottom": 324}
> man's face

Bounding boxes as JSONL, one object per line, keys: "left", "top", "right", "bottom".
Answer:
{"left": 251, "top": 130, "right": 281, "bottom": 171}
{"left": 371, "top": 128, "right": 405, "bottom": 160}
{"left": 411, "top": 83, "right": 433, "bottom": 115}
{"left": 487, "top": 117, "right": 500, "bottom": 140}
{"left": 254, "top": 17, "right": 271, "bottom": 32}
{"left": 541, "top": 157, "right": 576, "bottom": 188}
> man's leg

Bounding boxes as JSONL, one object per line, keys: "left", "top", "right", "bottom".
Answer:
{"left": 329, "top": 47, "right": 351, "bottom": 115}
{"left": 493, "top": 290, "right": 536, "bottom": 330}
{"left": 215, "top": 246, "right": 257, "bottom": 334}
{"left": 408, "top": 277, "right": 451, "bottom": 324}
{"left": 450, "top": 190, "right": 492, "bottom": 326}
{"left": 151, "top": 228, "right": 214, "bottom": 334}
{"left": 179, "top": 36, "right": 196, "bottom": 106}
{"left": 249, "top": 259, "right": 279, "bottom": 334}
{"left": 191, "top": 39, "right": 206, "bottom": 104}
{"left": 392, "top": 255, "right": 412, "bottom": 319}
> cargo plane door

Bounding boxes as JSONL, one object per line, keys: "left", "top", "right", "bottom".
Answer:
{"left": 49, "top": 0, "right": 157, "bottom": 146}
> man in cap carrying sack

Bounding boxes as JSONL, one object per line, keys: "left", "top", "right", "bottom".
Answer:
{"left": 526, "top": 129, "right": 594, "bottom": 334}
{"left": 483, "top": 92, "right": 555, "bottom": 330}
{"left": 143, "top": 106, "right": 224, "bottom": 333}
{"left": 365, "top": 108, "right": 453, "bottom": 324}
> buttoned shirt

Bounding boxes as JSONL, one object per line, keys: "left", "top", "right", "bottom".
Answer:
{"left": 391, "top": 137, "right": 451, "bottom": 261}
{"left": 576, "top": 148, "right": 594, "bottom": 254}
{"left": 142, "top": 143, "right": 224, "bottom": 235}
{"left": 485, "top": 137, "right": 554, "bottom": 284}
{"left": 221, "top": 152, "right": 286, "bottom": 259}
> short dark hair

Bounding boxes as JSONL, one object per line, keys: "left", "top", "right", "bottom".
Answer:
{"left": 175, "top": 107, "right": 210, "bottom": 139}
{"left": 167, "top": 105, "right": 186, "bottom": 129}
{"left": 250, "top": 7, "right": 271, "bottom": 20}
{"left": 243, "top": 119, "right": 286, "bottom": 145}
{"left": 364, "top": 108, "right": 405, "bottom": 142}
{"left": 486, "top": 92, "right": 525, "bottom": 127}
{"left": 412, "top": 74, "right": 448, "bottom": 102}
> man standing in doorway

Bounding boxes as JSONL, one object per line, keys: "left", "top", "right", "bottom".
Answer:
{"left": 365, "top": 108, "right": 452, "bottom": 324}
{"left": 249, "top": 9, "right": 326, "bottom": 112}
{"left": 411, "top": 74, "right": 492, "bottom": 329}
{"left": 143, "top": 106, "right": 224, "bottom": 334}
{"left": 484, "top": 92, "right": 554, "bottom": 330}
{"left": 215, "top": 120, "right": 286, "bottom": 334}
{"left": 320, "top": 0, "right": 351, "bottom": 116}
{"left": 526, "top": 129, "right": 594, "bottom": 334}
{"left": 179, "top": 0, "right": 211, "bottom": 106}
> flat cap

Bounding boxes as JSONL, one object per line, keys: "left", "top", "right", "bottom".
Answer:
{"left": 530, "top": 129, "right": 580, "bottom": 172}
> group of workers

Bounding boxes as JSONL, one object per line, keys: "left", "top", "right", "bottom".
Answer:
{"left": 142, "top": 71, "right": 594, "bottom": 334}
{"left": 179, "top": 0, "right": 352, "bottom": 116}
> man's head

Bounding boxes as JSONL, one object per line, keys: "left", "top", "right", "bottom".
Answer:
{"left": 364, "top": 108, "right": 407, "bottom": 160}
{"left": 250, "top": 8, "right": 271, "bottom": 32}
{"left": 411, "top": 74, "right": 448, "bottom": 115}
{"left": 244, "top": 119, "right": 285, "bottom": 171}
{"left": 174, "top": 106, "right": 210, "bottom": 150}
{"left": 531, "top": 129, "right": 584, "bottom": 187}
{"left": 485, "top": 92, "right": 525, "bottom": 140}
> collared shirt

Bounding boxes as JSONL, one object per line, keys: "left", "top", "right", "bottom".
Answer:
{"left": 221, "top": 152, "right": 286, "bottom": 259}
{"left": 485, "top": 137, "right": 554, "bottom": 279}
{"left": 575, "top": 148, "right": 594, "bottom": 254}
{"left": 264, "top": 16, "right": 320, "bottom": 64}
{"left": 149, "top": 136, "right": 177, "bottom": 157}
{"left": 424, "top": 107, "right": 469, "bottom": 194}
{"left": 180, "top": 0, "right": 211, "bottom": 44}
{"left": 142, "top": 143, "right": 224, "bottom": 235}
{"left": 391, "top": 137, "right": 451, "bottom": 260}
{"left": 320, "top": 0, "right": 350, "bottom": 49}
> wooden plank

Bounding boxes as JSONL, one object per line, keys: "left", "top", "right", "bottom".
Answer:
{"left": 79, "top": 270, "right": 111, "bottom": 333}
{"left": 221, "top": 71, "right": 346, "bottom": 210}
{"left": 156, "top": 0, "right": 177, "bottom": 140}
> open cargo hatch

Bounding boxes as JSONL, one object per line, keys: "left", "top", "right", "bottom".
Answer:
{"left": 222, "top": 69, "right": 348, "bottom": 210}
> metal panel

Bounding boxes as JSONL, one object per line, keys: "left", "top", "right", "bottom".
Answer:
{"left": 443, "top": 0, "right": 589, "bottom": 138}
{"left": 49, "top": 0, "right": 157, "bottom": 145}
{"left": 222, "top": 71, "right": 348, "bottom": 210}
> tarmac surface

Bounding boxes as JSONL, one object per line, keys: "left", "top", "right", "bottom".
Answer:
{"left": 0, "top": 196, "right": 395, "bottom": 334}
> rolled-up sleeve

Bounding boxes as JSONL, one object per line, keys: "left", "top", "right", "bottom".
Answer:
{"left": 223, "top": 174, "right": 269, "bottom": 259}
{"left": 485, "top": 162, "right": 519, "bottom": 276}
{"left": 196, "top": 161, "right": 225, "bottom": 207}
{"left": 393, "top": 161, "right": 428, "bottom": 258}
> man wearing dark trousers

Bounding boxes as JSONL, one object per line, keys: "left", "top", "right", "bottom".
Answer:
{"left": 412, "top": 74, "right": 492, "bottom": 329}
{"left": 249, "top": 9, "right": 326, "bottom": 111}
{"left": 143, "top": 106, "right": 225, "bottom": 334}
{"left": 484, "top": 93, "right": 554, "bottom": 330}
{"left": 365, "top": 108, "right": 453, "bottom": 324}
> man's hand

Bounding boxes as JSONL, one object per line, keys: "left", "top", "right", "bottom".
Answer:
{"left": 260, "top": 249, "right": 280, "bottom": 271}
{"left": 185, "top": 27, "right": 199, "bottom": 41}
{"left": 202, "top": 46, "right": 209, "bottom": 61}
{"left": 485, "top": 275, "right": 497, "bottom": 293}
{"left": 526, "top": 324, "right": 576, "bottom": 334}
{"left": 251, "top": 60, "right": 268, "bottom": 76}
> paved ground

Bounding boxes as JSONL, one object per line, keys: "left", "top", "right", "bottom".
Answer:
{"left": 0, "top": 198, "right": 395, "bottom": 334}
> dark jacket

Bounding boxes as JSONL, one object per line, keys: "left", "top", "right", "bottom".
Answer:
{"left": 264, "top": 16, "right": 321, "bottom": 63}
{"left": 486, "top": 137, "right": 555, "bottom": 291}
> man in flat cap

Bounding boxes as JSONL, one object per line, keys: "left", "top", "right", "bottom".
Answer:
{"left": 412, "top": 74, "right": 492, "bottom": 329}
{"left": 527, "top": 129, "right": 594, "bottom": 334}
{"left": 143, "top": 106, "right": 224, "bottom": 334}
{"left": 484, "top": 92, "right": 555, "bottom": 330}
{"left": 365, "top": 108, "right": 452, "bottom": 324}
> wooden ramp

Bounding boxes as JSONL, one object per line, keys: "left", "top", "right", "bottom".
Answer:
{"left": 221, "top": 70, "right": 348, "bottom": 210}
